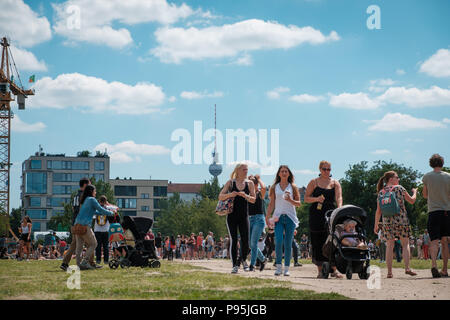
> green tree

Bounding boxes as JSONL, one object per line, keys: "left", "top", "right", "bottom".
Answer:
{"left": 199, "top": 176, "right": 222, "bottom": 200}
{"left": 77, "top": 150, "right": 91, "bottom": 157}
{"left": 9, "top": 207, "right": 23, "bottom": 237}
{"left": 47, "top": 202, "right": 73, "bottom": 232}
{"left": 296, "top": 203, "right": 310, "bottom": 241}
{"left": 340, "top": 160, "right": 422, "bottom": 239}
{"left": 155, "top": 193, "right": 193, "bottom": 236}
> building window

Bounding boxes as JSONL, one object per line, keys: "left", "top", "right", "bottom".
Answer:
{"left": 94, "top": 161, "right": 105, "bottom": 171}
{"left": 141, "top": 193, "right": 149, "bottom": 199}
{"left": 122, "top": 211, "right": 137, "bottom": 217}
{"left": 32, "top": 222, "right": 41, "bottom": 231}
{"left": 153, "top": 199, "right": 161, "bottom": 209}
{"left": 25, "top": 172, "right": 47, "bottom": 194}
{"left": 141, "top": 206, "right": 150, "bottom": 211}
{"left": 47, "top": 197, "right": 70, "bottom": 207}
{"left": 26, "top": 209, "right": 47, "bottom": 220}
{"left": 116, "top": 198, "right": 137, "bottom": 209}
{"left": 29, "top": 197, "right": 41, "bottom": 207}
{"left": 53, "top": 173, "right": 71, "bottom": 182}
{"left": 72, "top": 161, "right": 89, "bottom": 170}
{"left": 52, "top": 185, "right": 77, "bottom": 195}
{"left": 93, "top": 174, "right": 104, "bottom": 181}
{"left": 30, "top": 160, "right": 41, "bottom": 169}
{"left": 114, "top": 186, "right": 137, "bottom": 197}
{"left": 154, "top": 186, "right": 167, "bottom": 197}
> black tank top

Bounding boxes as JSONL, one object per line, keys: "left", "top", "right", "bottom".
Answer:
{"left": 248, "top": 191, "right": 263, "bottom": 216}
{"left": 309, "top": 181, "right": 336, "bottom": 232}
{"left": 231, "top": 180, "right": 249, "bottom": 217}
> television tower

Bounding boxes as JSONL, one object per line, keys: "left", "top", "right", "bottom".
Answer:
{"left": 208, "top": 104, "right": 222, "bottom": 178}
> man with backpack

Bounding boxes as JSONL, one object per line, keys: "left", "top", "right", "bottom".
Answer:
{"left": 422, "top": 154, "right": 450, "bottom": 278}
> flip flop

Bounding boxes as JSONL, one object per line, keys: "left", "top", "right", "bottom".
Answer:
{"left": 387, "top": 273, "right": 393, "bottom": 278}
{"left": 439, "top": 271, "right": 448, "bottom": 277}
{"left": 405, "top": 270, "right": 417, "bottom": 276}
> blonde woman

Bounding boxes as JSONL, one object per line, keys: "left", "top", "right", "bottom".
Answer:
{"left": 304, "top": 160, "right": 343, "bottom": 278}
{"left": 374, "top": 171, "right": 417, "bottom": 278}
{"left": 266, "top": 165, "right": 302, "bottom": 276}
{"left": 219, "top": 163, "right": 256, "bottom": 274}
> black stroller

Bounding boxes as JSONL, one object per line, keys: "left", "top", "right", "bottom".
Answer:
{"left": 109, "top": 216, "right": 160, "bottom": 269}
{"left": 321, "top": 205, "right": 371, "bottom": 279}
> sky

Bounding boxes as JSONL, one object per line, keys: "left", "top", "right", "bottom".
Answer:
{"left": 1, "top": 0, "right": 449, "bottom": 210}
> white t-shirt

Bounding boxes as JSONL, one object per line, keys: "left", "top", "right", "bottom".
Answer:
{"left": 273, "top": 183, "right": 299, "bottom": 227}
{"left": 93, "top": 215, "right": 110, "bottom": 233}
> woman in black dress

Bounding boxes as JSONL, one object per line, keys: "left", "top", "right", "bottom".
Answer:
{"left": 304, "top": 161, "right": 343, "bottom": 278}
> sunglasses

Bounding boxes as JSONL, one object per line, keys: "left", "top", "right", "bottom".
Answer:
{"left": 321, "top": 168, "right": 331, "bottom": 171}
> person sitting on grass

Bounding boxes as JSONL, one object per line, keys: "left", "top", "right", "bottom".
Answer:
{"left": 340, "top": 219, "right": 368, "bottom": 250}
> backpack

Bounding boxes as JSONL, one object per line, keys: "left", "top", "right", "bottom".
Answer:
{"left": 379, "top": 186, "right": 400, "bottom": 217}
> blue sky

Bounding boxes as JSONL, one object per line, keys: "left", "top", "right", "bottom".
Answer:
{"left": 2, "top": 0, "right": 449, "bottom": 210}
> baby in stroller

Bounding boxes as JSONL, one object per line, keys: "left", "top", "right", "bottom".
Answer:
{"left": 340, "top": 219, "right": 368, "bottom": 250}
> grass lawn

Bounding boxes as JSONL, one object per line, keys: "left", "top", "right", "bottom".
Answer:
{"left": 0, "top": 260, "right": 349, "bottom": 300}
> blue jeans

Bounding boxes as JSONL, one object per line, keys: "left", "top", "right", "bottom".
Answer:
{"left": 275, "top": 215, "right": 296, "bottom": 267}
{"left": 249, "top": 214, "right": 266, "bottom": 266}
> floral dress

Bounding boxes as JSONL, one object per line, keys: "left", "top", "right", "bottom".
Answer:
{"left": 378, "top": 185, "right": 411, "bottom": 240}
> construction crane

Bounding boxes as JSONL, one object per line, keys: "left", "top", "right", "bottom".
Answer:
{"left": 0, "top": 36, "right": 34, "bottom": 216}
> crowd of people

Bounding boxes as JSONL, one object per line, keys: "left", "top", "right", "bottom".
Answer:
{"left": 1, "top": 154, "right": 448, "bottom": 280}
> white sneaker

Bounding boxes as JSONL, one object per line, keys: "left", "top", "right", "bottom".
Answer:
{"left": 274, "top": 264, "right": 282, "bottom": 276}
{"left": 284, "top": 267, "right": 290, "bottom": 276}
{"left": 231, "top": 266, "right": 238, "bottom": 274}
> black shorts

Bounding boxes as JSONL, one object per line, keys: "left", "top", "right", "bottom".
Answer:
{"left": 20, "top": 234, "right": 31, "bottom": 242}
{"left": 427, "top": 210, "right": 450, "bottom": 241}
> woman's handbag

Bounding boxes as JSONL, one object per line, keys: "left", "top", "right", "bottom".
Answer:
{"left": 71, "top": 224, "right": 87, "bottom": 235}
{"left": 215, "top": 181, "right": 234, "bottom": 216}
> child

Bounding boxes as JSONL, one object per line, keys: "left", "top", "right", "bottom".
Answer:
{"left": 340, "top": 219, "right": 368, "bottom": 250}
{"left": 109, "top": 223, "right": 127, "bottom": 261}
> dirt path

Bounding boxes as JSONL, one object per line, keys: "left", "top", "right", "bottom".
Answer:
{"left": 176, "top": 259, "right": 450, "bottom": 300}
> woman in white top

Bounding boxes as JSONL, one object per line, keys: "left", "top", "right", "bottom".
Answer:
{"left": 19, "top": 216, "right": 32, "bottom": 260}
{"left": 266, "top": 165, "right": 302, "bottom": 276}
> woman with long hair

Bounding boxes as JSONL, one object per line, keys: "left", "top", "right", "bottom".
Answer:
{"left": 248, "top": 174, "right": 267, "bottom": 271}
{"left": 374, "top": 171, "right": 418, "bottom": 278}
{"left": 19, "top": 216, "right": 32, "bottom": 260}
{"left": 304, "top": 161, "right": 343, "bottom": 278}
{"left": 219, "top": 163, "right": 256, "bottom": 273}
{"left": 74, "top": 185, "right": 114, "bottom": 270}
{"left": 266, "top": 165, "right": 301, "bottom": 276}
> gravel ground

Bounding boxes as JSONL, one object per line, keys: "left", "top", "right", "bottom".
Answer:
{"left": 177, "top": 259, "right": 450, "bottom": 300}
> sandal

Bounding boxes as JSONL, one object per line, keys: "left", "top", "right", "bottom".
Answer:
{"left": 440, "top": 271, "right": 448, "bottom": 277}
{"left": 331, "top": 272, "right": 343, "bottom": 279}
{"left": 405, "top": 269, "right": 417, "bottom": 276}
{"left": 387, "top": 273, "right": 393, "bottom": 278}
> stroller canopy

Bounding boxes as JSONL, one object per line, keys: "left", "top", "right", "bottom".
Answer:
{"left": 328, "top": 205, "right": 367, "bottom": 233}
{"left": 122, "top": 216, "right": 153, "bottom": 241}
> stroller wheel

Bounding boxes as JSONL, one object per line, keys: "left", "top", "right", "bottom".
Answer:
{"left": 358, "top": 264, "right": 369, "bottom": 280}
{"left": 109, "top": 260, "right": 119, "bottom": 269}
{"left": 321, "top": 262, "right": 330, "bottom": 279}
{"left": 346, "top": 264, "right": 353, "bottom": 280}
{"left": 151, "top": 260, "right": 161, "bottom": 268}
{"left": 120, "top": 259, "right": 131, "bottom": 269}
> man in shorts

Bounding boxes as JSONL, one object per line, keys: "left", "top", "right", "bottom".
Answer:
{"left": 196, "top": 232, "right": 204, "bottom": 259}
{"left": 422, "top": 154, "right": 450, "bottom": 278}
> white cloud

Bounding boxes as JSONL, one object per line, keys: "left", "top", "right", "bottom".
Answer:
{"left": 180, "top": 91, "right": 224, "bottom": 100}
{"left": 289, "top": 94, "right": 324, "bottom": 104}
{"left": 11, "top": 115, "right": 46, "bottom": 133}
{"left": 10, "top": 46, "right": 47, "bottom": 72}
{"left": 266, "top": 87, "right": 290, "bottom": 100}
{"left": 443, "top": 118, "right": 450, "bottom": 124}
{"left": 52, "top": 0, "right": 197, "bottom": 48}
{"left": 377, "top": 86, "right": 450, "bottom": 108}
{"left": 94, "top": 140, "right": 170, "bottom": 164}
{"left": 368, "top": 79, "right": 396, "bottom": 93}
{"left": 168, "top": 96, "right": 177, "bottom": 102}
{"left": 330, "top": 92, "right": 380, "bottom": 110}
{"left": 151, "top": 19, "right": 340, "bottom": 63}
{"left": 0, "top": 0, "right": 51, "bottom": 48}
{"left": 396, "top": 69, "right": 406, "bottom": 75}
{"left": 233, "top": 53, "right": 253, "bottom": 66}
{"left": 28, "top": 73, "right": 166, "bottom": 115}
{"left": 367, "top": 113, "right": 446, "bottom": 132}
{"left": 419, "top": 49, "right": 450, "bottom": 78}
{"left": 371, "top": 149, "right": 391, "bottom": 155}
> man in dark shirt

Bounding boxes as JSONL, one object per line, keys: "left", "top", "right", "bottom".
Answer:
{"left": 60, "top": 178, "right": 90, "bottom": 271}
